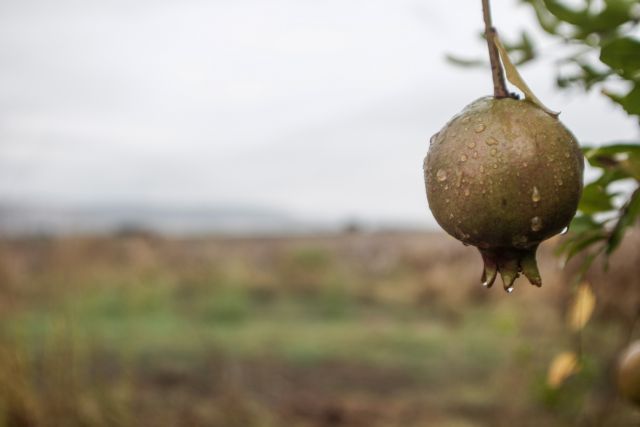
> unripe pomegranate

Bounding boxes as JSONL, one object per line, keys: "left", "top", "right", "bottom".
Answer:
{"left": 424, "top": 97, "right": 584, "bottom": 291}
{"left": 617, "top": 340, "right": 640, "bottom": 405}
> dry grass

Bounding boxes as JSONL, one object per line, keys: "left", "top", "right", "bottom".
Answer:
{"left": 0, "top": 230, "right": 638, "bottom": 426}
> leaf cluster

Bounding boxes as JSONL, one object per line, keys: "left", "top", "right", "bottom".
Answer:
{"left": 558, "top": 144, "right": 640, "bottom": 271}
{"left": 447, "top": 0, "right": 640, "bottom": 272}
{"left": 519, "top": 0, "right": 640, "bottom": 270}
{"left": 449, "top": 1, "right": 640, "bottom": 271}
{"left": 521, "top": 0, "right": 640, "bottom": 117}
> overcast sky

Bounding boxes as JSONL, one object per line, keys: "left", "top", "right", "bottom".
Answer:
{"left": 0, "top": 0, "right": 637, "bottom": 226}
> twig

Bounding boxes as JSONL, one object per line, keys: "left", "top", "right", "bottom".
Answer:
{"left": 481, "top": 0, "right": 509, "bottom": 98}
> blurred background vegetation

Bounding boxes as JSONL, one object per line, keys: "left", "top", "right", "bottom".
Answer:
{"left": 3, "top": 232, "right": 638, "bottom": 426}
{"left": 1, "top": 0, "right": 640, "bottom": 426}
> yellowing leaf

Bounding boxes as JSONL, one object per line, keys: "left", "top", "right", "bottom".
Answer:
{"left": 547, "top": 351, "right": 580, "bottom": 389}
{"left": 567, "top": 282, "right": 596, "bottom": 331}
{"left": 493, "top": 34, "right": 560, "bottom": 117}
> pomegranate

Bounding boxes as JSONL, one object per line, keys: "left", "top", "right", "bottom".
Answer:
{"left": 424, "top": 97, "right": 584, "bottom": 291}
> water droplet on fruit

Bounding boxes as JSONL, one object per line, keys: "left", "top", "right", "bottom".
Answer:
{"left": 531, "top": 216, "right": 543, "bottom": 232}
{"left": 466, "top": 141, "right": 476, "bottom": 149}
{"left": 474, "top": 123, "right": 486, "bottom": 133}
{"left": 436, "top": 169, "right": 448, "bottom": 182}
{"left": 460, "top": 154, "right": 468, "bottom": 162}
{"left": 531, "top": 186, "right": 541, "bottom": 203}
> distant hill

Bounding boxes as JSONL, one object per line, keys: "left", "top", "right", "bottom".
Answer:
{"left": 0, "top": 203, "right": 321, "bottom": 236}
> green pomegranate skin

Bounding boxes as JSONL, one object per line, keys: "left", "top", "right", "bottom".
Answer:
{"left": 618, "top": 341, "right": 640, "bottom": 406}
{"left": 424, "top": 96, "right": 584, "bottom": 290}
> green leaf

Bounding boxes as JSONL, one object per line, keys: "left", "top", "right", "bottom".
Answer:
{"left": 557, "top": 229, "right": 607, "bottom": 263}
{"left": 595, "top": 1, "right": 635, "bottom": 29}
{"left": 522, "top": 0, "right": 561, "bottom": 35}
{"left": 579, "top": 182, "right": 615, "bottom": 214}
{"left": 542, "top": 0, "right": 590, "bottom": 27}
{"left": 599, "top": 0, "right": 637, "bottom": 29}
{"left": 444, "top": 54, "right": 485, "bottom": 68}
{"left": 583, "top": 143, "right": 640, "bottom": 180}
{"left": 520, "top": 31, "right": 536, "bottom": 63}
{"left": 607, "top": 188, "right": 640, "bottom": 254}
{"left": 557, "top": 65, "right": 612, "bottom": 90}
{"left": 597, "top": 170, "right": 634, "bottom": 191}
{"left": 583, "top": 143, "right": 640, "bottom": 158}
{"left": 569, "top": 215, "right": 602, "bottom": 234}
{"left": 622, "top": 158, "right": 640, "bottom": 181}
{"left": 600, "top": 37, "right": 640, "bottom": 80}
{"left": 604, "top": 84, "right": 640, "bottom": 119}
{"left": 542, "top": 0, "right": 634, "bottom": 38}
{"left": 503, "top": 31, "right": 537, "bottom": 66}
{"left": 617, "top": 85, "right": 640, "bottom": 116}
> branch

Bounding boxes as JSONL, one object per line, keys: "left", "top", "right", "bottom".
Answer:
{"left": 481, "top": 0, "right": 509, "bottom": 98}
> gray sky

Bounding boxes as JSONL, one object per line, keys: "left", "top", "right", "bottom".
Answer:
{"left": 0, "top": 0, "right": 637, "bottom": 226}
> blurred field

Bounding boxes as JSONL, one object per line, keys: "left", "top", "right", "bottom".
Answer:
{"left": 0, "top": 231, "right": 638, "bottom": 426}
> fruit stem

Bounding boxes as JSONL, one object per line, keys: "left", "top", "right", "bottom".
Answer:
{"left": 481, "top": 0, "right": 509, "bottom": 99}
